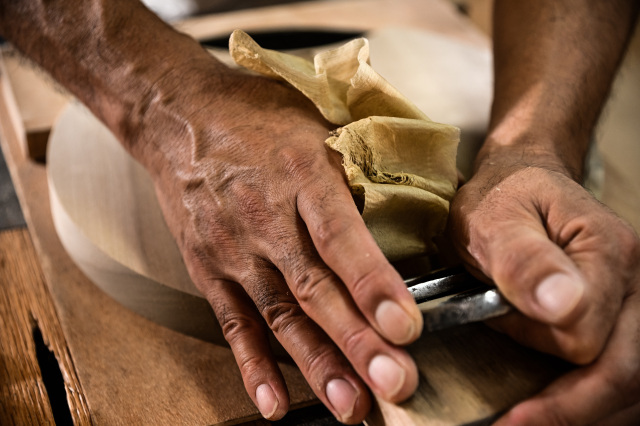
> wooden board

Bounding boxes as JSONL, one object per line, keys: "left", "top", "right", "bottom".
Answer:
{"left": 369, "top": 325, "right": 569, "bottom": 425}
{"left": 0, "top": 48, "right": 70, "bottom": 160}
{"left": 0, "top": 227, "right": 92, "bottom": 426}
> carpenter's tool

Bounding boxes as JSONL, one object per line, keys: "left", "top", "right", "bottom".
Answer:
{"left": 405, "top": 266, "right": 512, "bottom": 332}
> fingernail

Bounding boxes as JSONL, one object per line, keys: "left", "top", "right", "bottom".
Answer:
{"left": 256, "top": 384, "right": 278, "bottom": 419}
{"left": 326, "top": 378, "right": 358, "bottom": 422}
{"left": 535, "top": 273, "right": 584, "bottom": 322}
{"left": 375, "top": 300, "right": 416, "bottom": 344}
{"left": 368, "top": 354, "right": 405, "bottom": 400}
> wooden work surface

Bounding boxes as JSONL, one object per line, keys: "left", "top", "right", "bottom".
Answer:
{"left": 0, "top": 0, "right": 570, "bottom": 424}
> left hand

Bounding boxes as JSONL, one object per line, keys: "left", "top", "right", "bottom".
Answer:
{"left": 447, "top": 154, "right": 640, "bottom": 425}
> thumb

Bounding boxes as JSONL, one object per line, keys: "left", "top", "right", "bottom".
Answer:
{"left": 482, "top": 222, "right": 586, "bottom": 327}
{"left": 473, "top": 218, "right": 616, "bottom": 365}
{"left": 449, "top": 167, "right": 625, "bottom": 365}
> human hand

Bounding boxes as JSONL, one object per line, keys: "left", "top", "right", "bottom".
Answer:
{"left": 137, "top": 68, "right": 423, "bottom": 423}
{"left": 447, "top": 152, "right": 640, "bottom": 425}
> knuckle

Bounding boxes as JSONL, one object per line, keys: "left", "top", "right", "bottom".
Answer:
{"left": 311, "top": 217, "right": 351, "bottom": 254}
{"left": 291, "top": 266, "right": 334, "bottom": 307}
{"left": 300, "top": 346, "right": 341, "bottom": 388}
{"left": 261, "top": 300, "right": 305, "bottom": 335}
{"left": 341, "top": 324, "right": 371, "bottom": 358}
{"left": 182, "top": 249, "right": 221, "bottom": 294}
{"left": 237, "top": 352, "right": 269, "bottom": 380}
{"left": 349, "top": 265, "right": 385, "bottom": 301}
{"left": 218, "top": 309, "right": 262, "bottom": 346}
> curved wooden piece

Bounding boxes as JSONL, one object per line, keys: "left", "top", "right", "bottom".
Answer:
{"left": 48, "top": 102, "right": 226, "bottom": 344}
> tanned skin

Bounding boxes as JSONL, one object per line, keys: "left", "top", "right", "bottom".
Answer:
{"left": 1, "top": 1, "right": 639, "bottom": 424}
{"left": 448, "top": 1, "right": 640, "bottom": 424}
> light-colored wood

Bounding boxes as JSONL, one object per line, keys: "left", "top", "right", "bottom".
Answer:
{"left": 48, "top": 103, "right": 199, "bottom": 297}
{"left": 0, "top": 48, "right": 70, "bottom": 159}
{"left": 175, "top": 0, "right": 489, "bottom": 48}
{"left": 48, "top": 101, "right": 223, "bottom": 344}
{"left": 0, "top": 59, "right": 316, "bottom": 425}
{"left": 0, "top": 227, "right": 92, "bottom": 426}
{"left": 367, "top": 324, "right": 568, "bottom": 425}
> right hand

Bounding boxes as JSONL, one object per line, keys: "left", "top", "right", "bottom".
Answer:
{"left": 447, "top": 152, "right": 640, "bottom": 425}
{"left": 137, "top": 66, "right": 423, "bottom": 423}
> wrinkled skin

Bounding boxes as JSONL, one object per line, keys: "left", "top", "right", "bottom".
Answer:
{"left": 448, "top": 154, "right": 640, "bottom": 425}
{"left": 148, "top": 71, "right": 422, "bottom": 423}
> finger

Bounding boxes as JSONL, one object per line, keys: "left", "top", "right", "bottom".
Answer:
{"left": 464, "top": 218, "right": 603, "bottom": 364}
{"left": 454, "top": 180, "right": 628, "bottom": 363}
{"left": 201, "top": 278, "right": 289, "bottom": 420}
{"left": 296, "top": 165, "right": 423, "bottom": 346}
{"left": 239, "top": 263, "right": 373, "bottom": 424}
{"left": 265, "top": 229, "right": 419, "bottom": 404}
{"left": 480, "top": 220, "right": 588, "bottom": 326}
{"left": 494, "top": 293, "right": 640, "bottom": 426}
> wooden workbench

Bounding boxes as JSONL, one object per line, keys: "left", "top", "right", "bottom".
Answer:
{"left": 0, "top": 0, "right": 570, "bottom": 424}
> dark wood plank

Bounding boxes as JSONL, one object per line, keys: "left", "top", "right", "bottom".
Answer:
{"left": 0, "top": 227, "right": 92, "bottom": 426}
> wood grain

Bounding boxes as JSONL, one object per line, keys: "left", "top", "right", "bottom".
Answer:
{"left": 368, "top": 324, "right": 569, "bottom": 425}
{"left": 0, "top": 227, "right": 92, "bottom": 426}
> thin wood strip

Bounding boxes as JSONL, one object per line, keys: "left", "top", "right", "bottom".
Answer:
{"left": 0, "top": 227, "right": 92, "bottom": 425}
